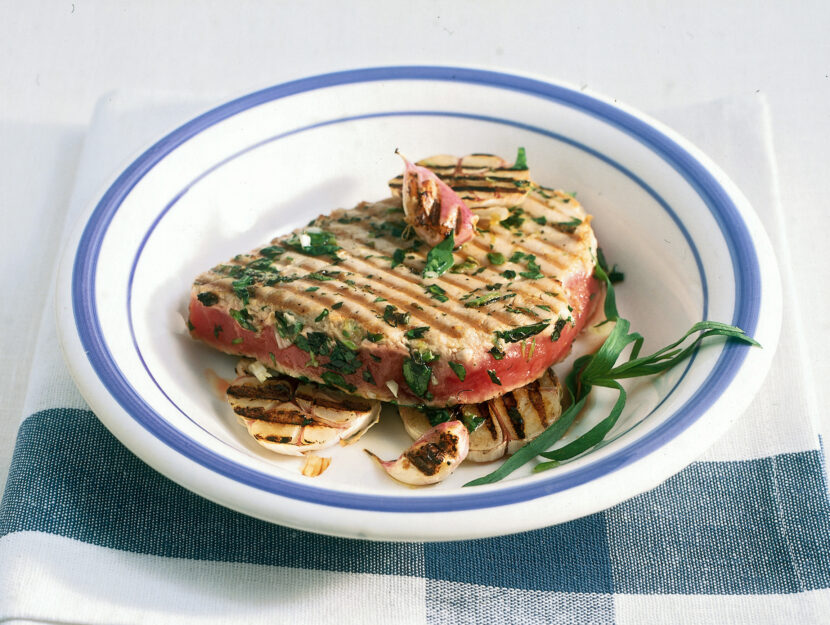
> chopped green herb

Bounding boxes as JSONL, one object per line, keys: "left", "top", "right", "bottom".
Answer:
{"left": 501, "top": 269, "right": 517, "bottom": 279}
{"left": 231, "top": 274, "right": 256, "bottom": 305}
{"left": 402, "top": 355, "right": 432, "bottom": 397}
{"left": 496, "top": 322, "right": 550, "bottom": 343}
{"left": 230, "top": 308, "right": 257, "bottom": 332}
{"left": 308, "top": 270, "right": 341, "bottom": 281}
{"left": 332, "top": 302, "right": 344, "bottom": 310}
{"left": 487, "top": 370, "right": 502, "bottom": 385}
{"left": 305, "top": 286, "right": 319, "bottom": 292}
{"left": 487, "top": 252, "right": 506, "bottom": 265}
{"left": 374, "top": 297, "right": 387, "bottom": 303}
{"left": 321, "top": 371, "right": 356, "bottom": 393}
{"left": 449, "top": 361, "right": 466, "bottom": 381}
{"left": 186, "top": 319, "right": 195, "bottom": 331}
{"left": 461, "top": 413, "right": 485, "bottom": 433}
{"left": 366, "top": 333, "right": 384, "bottom": 343}
{"left": 423, "top": 232, "right": 455, "bottom": 279}
{"left": 259, "top": 245, "right": 285, "bottom": 259}
{"left": 391, "top": 248, "right": 406, "bottom": 268}
{"left": 197, "top": 292, "right": 219, "bottom": 306}
{"left": 383, "top": 305, "right": 410, "bottom": 327}
{"left": 424, "top": 407, "right": 453, "bottom": 427}
{"left": 425, "top": 284, "right": 449, "bottom": 302}
{"left": 550, "top": 318, "right": 567, "bottom": 342}
{"left": 285, "top": 230, "right": 341, "bottom": 256}
{"left": 362, "top": 369, "right": 376, "bottom": 385}
{"left": 537, "top": 305, "right": 552, "bottom": 312}
{"left": 464, "top": 292, "right": 516, "bottom": 308}
{"left": 450, "top": 257, "right": 479, "bottom": 274}
{"left": 533, "top": 216, "right": 547, "bottom": 226}
{"left": 315, "top": 309, "right": 329, "bottom": 323}
{"left": 370, "top": 220, "right": 409, "bottom": 239}
{"left": 552, "top": 218, "right": 582, "bottom": 233}
{"left": 489, "top": 346, "right": 505, "bottom": 360}
{"left": 405, "top": 326, "right": 430, "bottom": 339}
{"left": 213, "top": 325, "right": 222, "bottom": 339}
{"left": 511, "top": 147, "right": 528, "bottom": 170}
{"left": 500, "top": 213, "right": 525, "bottom": 230}
{"left": 231, "top": 337, "right": 243, "bottom": 345}
{"left": 509, "top": 251, "right": 527, "bottom": 263}
{"left": 519, "top": 255, "right": 544, "bottom": 280}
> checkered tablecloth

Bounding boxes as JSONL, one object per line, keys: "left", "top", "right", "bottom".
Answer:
{"left": 1, "top": 92, "right": 827, "bottom": 624}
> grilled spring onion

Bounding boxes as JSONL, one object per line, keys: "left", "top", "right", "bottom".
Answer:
{"left": 463, "top": 252, "right": 760, "bottom": 487}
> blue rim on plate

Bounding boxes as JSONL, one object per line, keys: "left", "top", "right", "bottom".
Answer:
{"left": 71, "top": 66, "right": 761, "bottom": 512}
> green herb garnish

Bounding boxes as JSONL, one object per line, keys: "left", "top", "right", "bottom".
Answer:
{"left": 487, "top": 370, "right": 502, "bottom": 385}
{"left": 449, "top": 361, "right": 466, "bottom": 381}
{"left": 285, "top": 230, "right": 340, "bottom": 256}
{"left": 550, "top": 318, "right": 567, "bottom": 342}
{"left": 511, "top": 147, "right": 528, "bottom": 170}
{"left": 451, "top": 257, "right": 479, "bottom": 274}
{"left": 487, "top": 252, "right": 506, "bottom": 265}
{"left": 552, "top": 218, "right": 582, "bottom": 233}
{"left": 197, "top": 292, "right": 219, "bottom": 306}
{"left": 489, "top": 346, "right": 505, "bottom": 360}
{"left": 402, "top": 354, "right": 433, "bottom": 397}
{"left": 366, "top": 333, "right": 384, "bottom": 343}
{"left": 332, "top": 302, "right": 344, "bottom": 310}
{"left": 405, "top": 326, "right": 430, "bottom": 339}
{"left": 423, "top": 232, "right": 455, "bottom": 279}
{"left": 383, "top": 305, "right": 410, "bottom": 327}
{"left": 321, "top": 371, "right": 356, "bottom": 393}
{"left": 315, "top": 309, "right": 329, "bottom": 323}
{"left": 426, "top": 284, "right": 449, "bottom": 303}
{"left": 501, "top": 269, "right": 517, "bottom": 279}
{"left": 496, "top": 322, "right": 550, "bottom": 343}
{"left": 391, "top": 248, "right": 406, "bottom": 268}
{"left": 464, "top": 292, "right": 516, "bottom": 308}
{"left": 362, "top": 369, "right": 376, "bottom": 385}
{"left": 533, "top": 216, "right": 547, "bottom": 226}
{"left": 229, "top": 308, "right": 257, "bottom": 332}
{"left": 519, "top": 255, "right": 543, "bottom": 280}
{"left": 500, "top": 213, "right": 525, "bottom": 230}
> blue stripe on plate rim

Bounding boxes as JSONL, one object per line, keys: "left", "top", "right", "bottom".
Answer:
{"left": 71, "top": 66, "right": 761, "bottom": 513}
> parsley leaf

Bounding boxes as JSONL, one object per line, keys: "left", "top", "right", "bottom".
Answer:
{"left": 449, "top": 361, "right": 466, "bottom": 381}
{"left": 511, "top": 147, "right": 528, "bottom": 170}
{"left": 495, "top": 322, "right": 550, "bottom": 343}
{"left": 405, "top": 326, "right": 430, "bottom": 339}
{"left": 423, "top": 232, "right": 455, "bottom": 279}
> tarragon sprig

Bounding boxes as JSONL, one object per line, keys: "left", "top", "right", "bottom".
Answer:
{"left": 463, "top": 251, "right": 760, "bottom": 487}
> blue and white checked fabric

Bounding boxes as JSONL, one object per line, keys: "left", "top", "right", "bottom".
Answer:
{"left": 1, "top": 93, "right": 828, "bottom": 624}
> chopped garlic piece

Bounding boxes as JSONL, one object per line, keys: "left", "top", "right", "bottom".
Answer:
{"left": 386, "top": 380, "right": 399, "bottom": 397}
{"left": 248, "top": 360, "right": 271, "bottom": 383}
{"left": 301, "top": 454, "right": 331, "bottom": 477}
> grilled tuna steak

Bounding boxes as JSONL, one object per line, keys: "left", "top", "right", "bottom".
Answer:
{"left": 227, "top": 368, "right": 380, "bottom": 456}
{"left": 189, "top": 154, "right": 599, "bottom": 406}
{"left": 398, "top": 369, "right": 563, "bottom": 462}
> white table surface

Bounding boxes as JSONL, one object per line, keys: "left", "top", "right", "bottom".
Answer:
{"left": 1, "top": 0, "right": 828, "bottom": 495}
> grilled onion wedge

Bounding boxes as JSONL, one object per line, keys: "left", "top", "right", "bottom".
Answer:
{"left": 227, "top": 367, "right": 380, "bottom": 457}
{"left": 398, "top": 369, "right": 564, "bottom": 462}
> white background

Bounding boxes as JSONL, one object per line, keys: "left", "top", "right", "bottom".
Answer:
{"left": 1, "top": 0, "right": 828, "bottom": 494}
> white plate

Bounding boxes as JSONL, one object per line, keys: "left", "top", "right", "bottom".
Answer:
{"left": 56, "top": 67, "right": 781, "bottom": 541}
